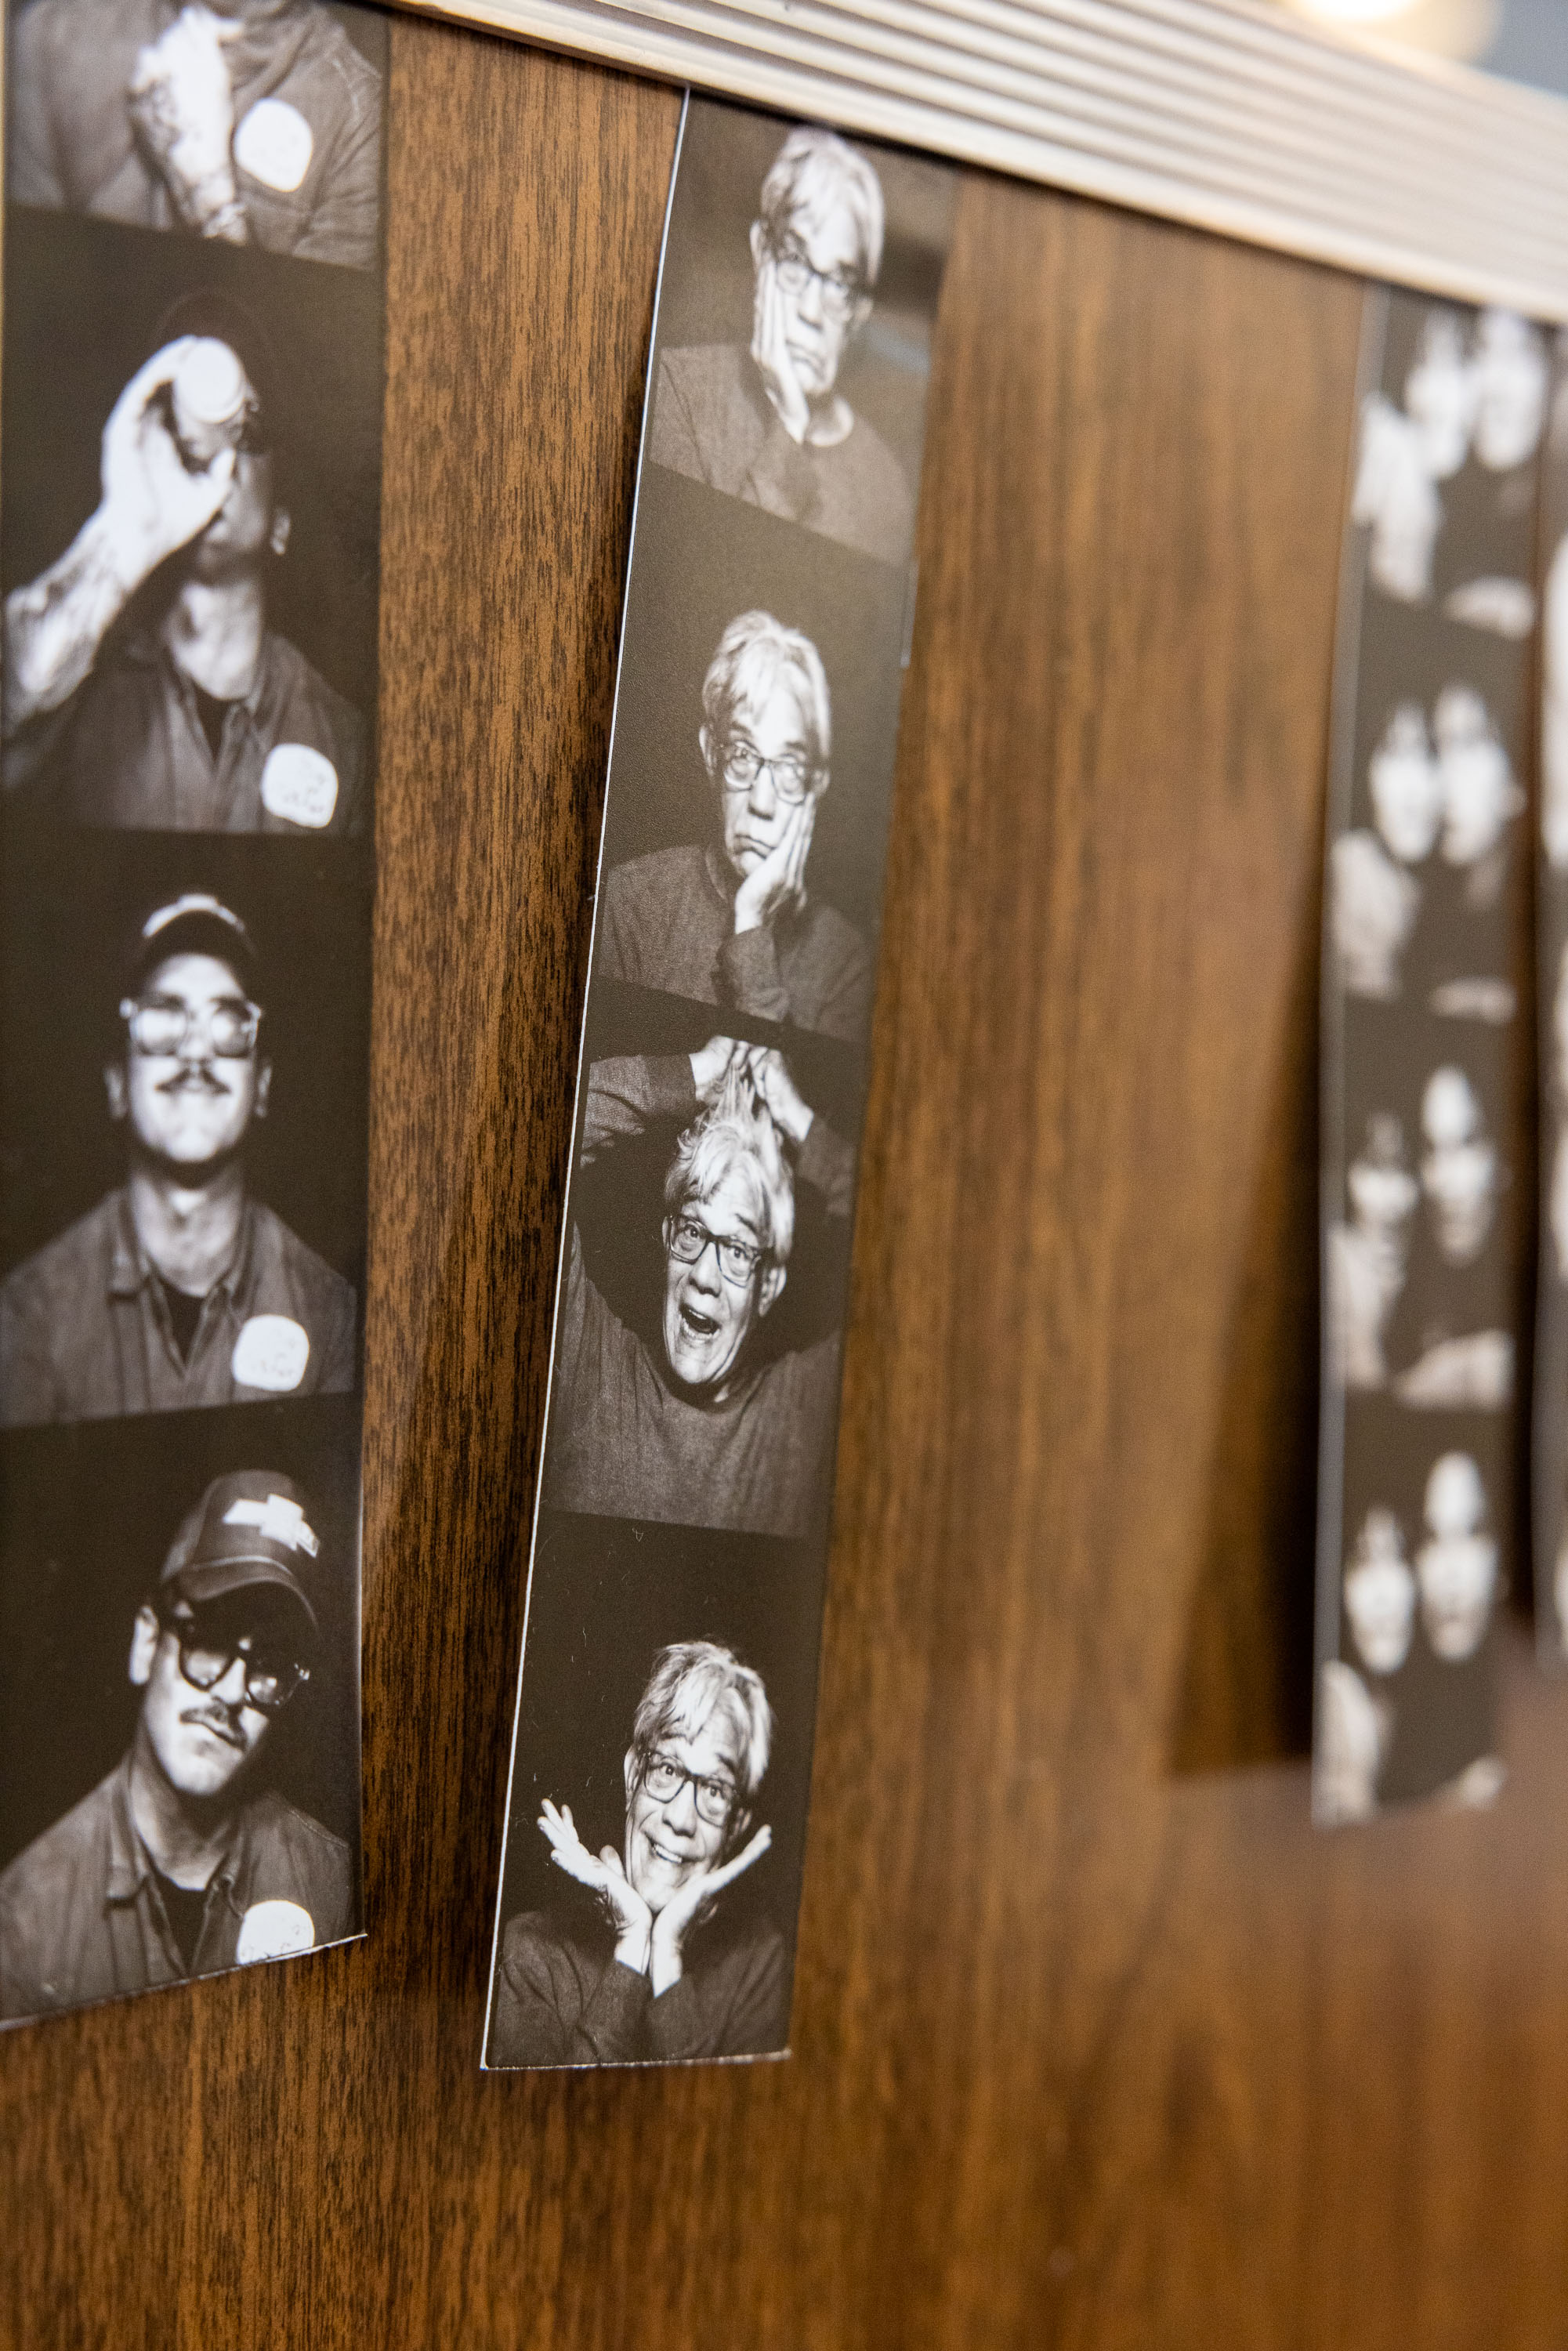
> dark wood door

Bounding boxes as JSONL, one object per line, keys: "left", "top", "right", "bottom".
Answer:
{"left": 5, "top": 18, "right": 1566, "bottom": 2346}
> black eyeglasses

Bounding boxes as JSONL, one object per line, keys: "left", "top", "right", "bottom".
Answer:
{"left": 121, "top": 994, "right": 261, "bottom": 1059}
{"left": 640, "top": 1751, "right": 737, "bottom": 1827}
{"left": 719, "top": 741, "right": 816, "bottom": 806}
{"left": 767, "top": 230, "right": 864, "bottom": 320}
{"left": 158, "top": 1604, "right": 309, "bottom": 1715}
{"left": 666, "top": 1213, "right": 764, "bottom": 1288}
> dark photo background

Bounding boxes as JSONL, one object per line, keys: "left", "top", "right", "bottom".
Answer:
{"left": 654, "top": 97, "right": 953, "bottom": 490}
{"left": 1, "top": 204, "right": 383, "bottom": 730}
{"left": 0, "top": 1391, "right": 364, "bottom": 1879}
{"left": 0, "top": 827, "right": 374, "bottom": 1288}
{"left": 603, "top": 466, "right": 907, "bottom": 947}
{"left": 491, "top": 1509, "right": 827, "bottom": 2005}
{"left": 1339, "top": 1395, "right": 1505, "bottom": 1802}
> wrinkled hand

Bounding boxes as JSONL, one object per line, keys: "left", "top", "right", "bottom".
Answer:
{"left": 538, "top": 1800, "right": 653, "bottom": 1972}
{"left": 690, "top": 1034, "right": 744, "bottom": 1106}
{"left": 734, "top": 792, "right": 816, "bottom": 934}
{"left": 97, "top": 339, "right": 237, "bottom": 597}
{"left": 128, "top": 5, "right": 241, "bottom": 233}
{"left": 649, "top": 1825, "right": 772, "bottom": 1996}
{"left": 750, "top": 255, "right": 812, "bottom": 446}
{"left": 741, "top": 1046, "right": 813, "bottom": 1149}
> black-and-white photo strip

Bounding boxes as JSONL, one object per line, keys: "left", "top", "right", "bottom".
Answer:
{"left": 0, "top": 0, "right": 384, "bottom": 2020}
{"left": 484, "top": 96, "right": 955, "bottom": 2069}
{"left": 1316, "top": 284, "right": 1541, "bottom": 1824}
{"left": 1533, "top": 333, "right": 1568, "bottom": 1662}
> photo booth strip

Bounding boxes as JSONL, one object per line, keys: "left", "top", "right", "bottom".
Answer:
{"left": 0, "top": 0, "right": 386, "bottom": 2024}
{"left": 482, "top": 96, "right": 955, "bottom": 2070}
{"left": 1314, "top": 283, "right": 1544, "bottom": 1824}
{"left": 1533, "top": 333, "right": 1568, "bottom": 1663}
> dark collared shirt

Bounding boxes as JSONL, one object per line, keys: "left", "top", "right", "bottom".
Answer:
{"left": 0, "top": 1188, "right": 357, "bottom": 1426}
{"left": 9, "top": 0, "right": 382, "bottom": 270}
{"left": 5, "top": 626, "right": 367, "bottom": 834}
{"left": 0, "top": 1755, "right": 355, "bottom": 2022}
{"left": 490, "top": 1904, "right": 788, "bottom": 2067}
{"left": 598, "top": 842, "right": 872, "bottom": 1043}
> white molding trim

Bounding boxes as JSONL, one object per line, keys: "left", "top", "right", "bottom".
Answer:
{"left": 391, "top": 0, "right": 1568, "bottom": 318}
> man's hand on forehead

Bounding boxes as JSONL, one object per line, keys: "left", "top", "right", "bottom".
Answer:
{"left": 128, "top": 6, "right": 247, "bottom": 241}
{"left": 100, "top": 340, "right": 240, "bottom": 593}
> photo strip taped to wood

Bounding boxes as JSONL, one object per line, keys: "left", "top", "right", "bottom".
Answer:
{"left": 0, "top": 0, "right": 386, "bottom": 2023}
{"left": 1315, "top": 284, "right": 1544, "bottom": 1824}
{"left": 1534, "top": 333, "right": 1568, "bottom": 1660}
{"left": 483, "top": 95, "right": 954, "bottom": 2070}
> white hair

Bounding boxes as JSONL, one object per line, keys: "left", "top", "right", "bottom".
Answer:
{"left": 632, "top": 1640, "right": 773, "bottom": 1799}
{"left": 759, "top": 125, "right": 884, "bottom": 288}
{"left": 701, "top": 610, "right": 831, "bottom": 778}
{"left": 665, "top": 1060, "right": 795, "bottom": 1266}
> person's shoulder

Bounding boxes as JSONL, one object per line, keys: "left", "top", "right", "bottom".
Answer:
{"left": 501, "top": 1907, "right": 598, "bottom": 1982}
{"left": 11, "top": 0, "right": 115, "bottom": 59}
{"left": 264, "top": 632, "right": 364, "bottom": 735}
{"left": 0, "top": 1769, "right": 118, "bottom": 1911}
{"left": 660, "top": 343, "right": 748, "bottom": 397}
{"left": 244, "top": 1790, "right": 353, "bottom": 1897}
{"left": 799, "top": 895, "right": 868, "bottom": 961}
{"left": 249, "top": 1200, "right": 355, "bottom": 1312}
{"left": 605, "top": 842, "right": 707, "bottom": 904}
{"left": 290, "top": 0, "right": 382, "bottom": 96}
{"left": 0, "top": 1194, "right": 121, "bottom": 1306}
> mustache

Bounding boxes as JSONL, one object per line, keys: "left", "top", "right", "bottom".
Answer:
{"left": 156, "top": 1067, "right": 230, "bottom": 1096}
{"left": 179, "top": 1703, "right": 246, "bottom": 1750}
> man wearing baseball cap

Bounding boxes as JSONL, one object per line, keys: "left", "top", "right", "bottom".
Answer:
{"left": 0, "top": 892, "right": 357, "bottom": 1425}
{"left": 0, "top": 1469, "right": 355, "bottom": 2020}
{"left": 2, "top": 294, "right": 365, "bottom": 832}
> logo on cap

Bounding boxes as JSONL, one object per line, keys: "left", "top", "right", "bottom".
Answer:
{"left": 223, "top": 1494, "right": 320, "bottom": 1557}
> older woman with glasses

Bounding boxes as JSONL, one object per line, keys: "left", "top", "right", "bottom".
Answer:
{"left": 650, "top": 124, "right": 913, "bottom": 564}
{"left": 489, "top": 1639, "right": 785, "bottom": 2068}
{"left": 545, "top": 1034, "right": 853, "bottom": 1539}
{"left": 599, "top": 608, "right": 871, "bottom": 1043}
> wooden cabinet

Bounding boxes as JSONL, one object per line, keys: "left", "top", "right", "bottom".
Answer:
{"left": 3, "top": 18, "right": 1565, "bottom": 2346}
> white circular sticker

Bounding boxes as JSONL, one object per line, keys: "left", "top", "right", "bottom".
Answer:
{"left": 234, "top": 99, "right": 315, "bottom": 194}
{"left": 232, "top": 1315, "right": 310, "bottom": 1393}
{"left": 261, "top": 744, "right": 338, "bottom": 830}
{"left": 236, "top": 1900, "right": 316, "bottom": 1965}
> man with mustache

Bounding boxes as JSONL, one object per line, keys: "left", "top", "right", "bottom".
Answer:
{"left": 545, "top": 1037, "right": 851, "bottom": 1538}
{"left": 650, "top": 125, "right": 913, "bottom": 565}
{"left": 489, "top": 1639, "right": 784, "bottom": 2067}
{"left": 0, "top": 1469, "right": 353, "bottom": 2020}
{"left": 0, "top": 892, "right": 356, "bottom": 1424}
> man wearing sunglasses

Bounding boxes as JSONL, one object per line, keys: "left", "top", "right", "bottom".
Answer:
{"left": 650, "top": 124, "right": 913, "bottom": 564}
{"left": 545, "top": 1035, "right": 852, "bottom": 1538}
{"left": 0, "top": 1469, "right": 353, "bottom": 2021}
{"left": 0, "top": 892, "right": 356, "bottom": 1424}
{"left": 599, "top": 609, "right": 871, "bottom": 1045}
{"left": 489, "top": 1639, "right": 784, "bottom": 2067}
{"left": 3, "top": 293, "right": 365, "bottom": 831}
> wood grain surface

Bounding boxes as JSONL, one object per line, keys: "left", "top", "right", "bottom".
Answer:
{"left": 4, "top": 18, "right": 1568, "bottom": 2348}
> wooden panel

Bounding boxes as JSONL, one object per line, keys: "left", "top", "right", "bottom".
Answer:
{"left": 5, "top": 19, "right": 1568, "bottom": 2348}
